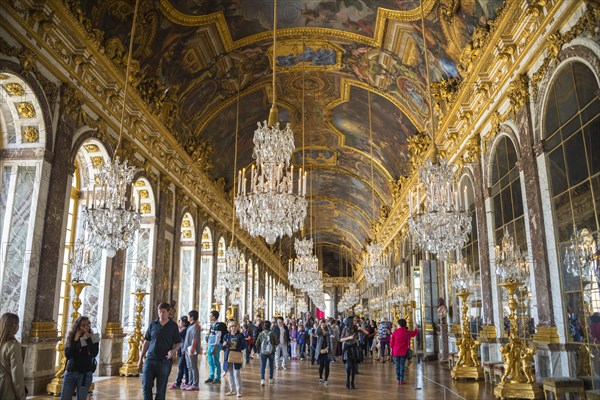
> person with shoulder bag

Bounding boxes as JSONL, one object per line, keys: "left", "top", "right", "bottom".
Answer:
{"left": 255, "top": 320, "right": 278, "bottom": 386}
{"left": 223, "top": 321, "right": 246, "bottom": 397}
{"left": 314, "top": 320, "right": 331, "bottom": 385}
{"left": 0, "top": 313, "right": 26, "bottom": 400}
{"left": 60, "top": 316, "right": 99, "bottom": 400}
{"left": 390, "top": 319, "right": 419, "bottom": 385}
{"left": 340, "top": 316, "right": 367, "bottom": 390}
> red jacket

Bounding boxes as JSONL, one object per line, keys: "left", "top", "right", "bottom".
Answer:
{"left": 390, "top": 327, "right": 419, "bottom": 357}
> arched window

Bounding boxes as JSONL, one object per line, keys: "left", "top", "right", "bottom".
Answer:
{"left": 122, "top": 178, "right": 156, "bottom": 356}
{"left": 489, "top": 135, "right": 529, "bottom": 337}
{"left": 179, "top": 212, "right": 196, "bottom": 316}
{"left": 543, "top": 62, "right": 599, "bottom": 350}
{"left": 199, "top": 227, "right": 213, "bottom": 326}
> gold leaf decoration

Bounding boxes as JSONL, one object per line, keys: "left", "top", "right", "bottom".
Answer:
{"left": 183, "top": 230, "right": 192, "bottom": 239}
{"left": 182, "top": 220, "right": 191, "bottom": 228}
{"left": 16, "top": 102, "right": 36, "bottom": 118}
{"left": 84, "top": 144, "right": 99, "bottom": 153}
{"left": 140, "top": 203, "right": 151, "bottom": 214}
{"left": 0, "top": 74, "right": 9, "bottom": 80}
{"left": 139, "top": 189, "right": 149, "bottom": 199}
{"left": 22, "top": 126, "right": 39, "bottom": 143}
{"left": 91, "top": 156, "right": 104, "bottom": 168}
{"left": 5, "top": 83, "right": 25, "bottom": 96}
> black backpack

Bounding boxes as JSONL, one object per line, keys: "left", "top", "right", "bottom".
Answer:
{"left": 217, "top": 322, "right": 228, "bottom": 343}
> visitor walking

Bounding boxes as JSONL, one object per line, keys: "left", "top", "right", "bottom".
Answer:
{"left": 315, "top": 320, "right": 331, "bottom": 385}
{"left": 273, "top": 317, "right": 289, "bottom": 370}
{"left": 223, "top": 320, "right": 246, "bottom": 397}
{"left": 205, "top": 310, "right": 226, "bottom": 384}
{"left": 256, "top": 320, "right": 277, "bottom": 386}
{"left": 182, "top": 310, "right": 201, "bottom": 391}
{"left": 170, "top": 316, "right": 189, "bottom": 389}
{"left": 340, "top": 316, "right": 366, "bottom": 389}
{"left": 139, "top": 303, "right": 181, "bottom": 400}
{"left": 391, "top": 319, "right": 419, "bottom": 384}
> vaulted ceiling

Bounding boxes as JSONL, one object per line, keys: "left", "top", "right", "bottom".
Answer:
{"left": 80, "top": 0, "right": 503, "bottom": 276}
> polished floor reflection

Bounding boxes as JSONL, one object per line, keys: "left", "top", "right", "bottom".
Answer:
{"left": 31, "top": 356, "right": 496, "bottom": 399}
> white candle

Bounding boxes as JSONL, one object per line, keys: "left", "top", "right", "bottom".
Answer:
{"left": 91, "top": 185, "right": 96, "bottom": 209}
{"left": 464, "top": 187, "right": 469, "bottom": 210}
{"left": 298, "top": 168, "right": 302, "bottom": 192}
{"left": 416, "top": 185, "right": 419, "bottom": 209}
{"left": 409, "top": 190, "right": 413, "bottom": 214}
{"left": 243, "top": 177, "right": 247, "bottom": 195}
{"left": 302, "top": 172, "right": 307, "bottom": 196}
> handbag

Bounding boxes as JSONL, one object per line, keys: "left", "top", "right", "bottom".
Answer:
{"left": 320, "top": 348, "right": 329, "bottom": 355}
{"left": 406, "top": 348, "right": 413, "bottom": 360}
{"left": 228, "top": 350, "right": 244, "bottom": 364}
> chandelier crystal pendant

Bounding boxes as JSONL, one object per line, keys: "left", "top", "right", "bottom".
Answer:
{"left": 235, "top": 0, "right": 307, "bottom": 244}
{"left": 364, "top": 241, "right": 389, "bottom": 286}
{"left": 408, "top": 154, "right": 470, "bottom": 256}
{"left": 222, "top": 246, "right": 246, "bottom": 291}
{"left": 289, "top": 237, "right": 320, "bottom": 291}
{"left": 564, "top": 224, "right": 598, "bottom": 282}
{"left": 494, "top": 227, "right": 530, "bottom": 283}
{"left": 132, "top": 261, "right": 151, "bottom": 293}
{"left": 69, "top": 234, "right": 97, "bottom": 282}
{"left": 83, "top": 157, "right": 141, "bottom": 258}
{"left": 450, "top": 256, "right": 475, "bottom": 292}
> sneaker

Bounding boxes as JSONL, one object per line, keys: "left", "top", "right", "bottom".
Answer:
{"left": 187, "top": 386, "right": 199, "bottom": 391}
{"left": 260, "top": 379, "right": 265, "bottom": 386}
{"left": 319, "top": 379, "right": 323, "bottom": 384}
{"left": 324, "top": 381, "right": 329, "bottom": 386}
{"left": 212, "top": 379, "right": 221, "bottom": 384}
{"left": 237, "top": 394, "right": 242, "bottom": 398}
{"left": 204, "top": 378, "right": 214, "bottom": 384}
{"left": 300, "top": 357, "right": 305, "bottom": 361}
{"left": 401, "top": 380, "right": 406, "bottom": 385}
{"left": 169, "top": 383, "right": 180, "bottom": 390}
{"left": 282, "top": 365, "right": 286, "bottom": 370}
{"left": 269, "top": 379, "right": 274, "bottom": 384}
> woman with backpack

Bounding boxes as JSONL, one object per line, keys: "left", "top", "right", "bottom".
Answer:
{"left": 390, "top": 319, "right": 419, "bottom": 385}
{"left": 223, "top": 320, "right": 246, "bottom": 397}
{"left": 60, "top": 316, "right": 99, "bottom": 399}
{"left": 255, "top": 320, "right": 278, "bottom": 386}
{"left": 340, "top": 316, "right": 367, "bottom": 389}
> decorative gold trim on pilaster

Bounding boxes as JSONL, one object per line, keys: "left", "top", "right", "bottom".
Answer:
{"left": 104, "top": 322, "right": 124, "bottom": 335}
{"left": 29, "top": 321, "right": 58, "bottom": 338}
{"left": 532, "top": 326, "right": 560, "bottom": 344}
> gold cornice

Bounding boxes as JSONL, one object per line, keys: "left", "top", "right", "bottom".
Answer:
{"left": 159, "top": 0, "right": 436, "bottom": 51}
{"left": 1, "top": 0, "right": 287, "bottom": 282}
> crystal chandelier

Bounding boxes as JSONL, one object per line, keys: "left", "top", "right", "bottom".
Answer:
{"left": 363, "top": 241, "right": 389, "bottom": 286}
{"left": 83, "top": 158, "right": 141, "bottom": 258}
{"left": 221, "top": 246, "right": 246, "bottom": 291}
{"left": 234, "top": 0, "right": 306, "bottom": 244}
{"left": 369, "top": 296, "right": 382, "bottom": 312}
{"left": 229, "top": 288, "right": 242, "bottom": 306}
{"left": 289, "top": 238, "right": 320, "bottom": 291}
{"left": 297, "top": 298, "right": 308, "bottom": 314}
{"left": 564, "top": 224, "right": 598, "bottom": 282}
{"left": 132, "top": 261, "right": 151, "bottom": 292}
{"left": 274, "top": 282, "right": 287, "bottom": 305}
{"left": 408, "top": 154, "right": 470, "bottom": 256}
{"left": 450, "top": 256, "right": 475, "bottom": 292}
{"left": 70, "top": 235, "right": 97, "bottom": 282}
{"left": 494, "top": 227, "right": 530, "bottom": 283}
{"left": 213, "top": 282, "right": 226, "bottom": 304}
{"left": 255, "top": 296, "right": 266, "bottom": 311}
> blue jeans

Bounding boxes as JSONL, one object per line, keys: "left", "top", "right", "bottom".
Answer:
{"left": 207, "top": 344, "right": 222, "bottom": 380}
{"left": 142, "top": 357, "right": 173, "bottom": 400}
{"left": 260, "top": 354, "right": 275, "bottom": 379}
{"left": 299, "top": 342, "right": 306, "bottom": 358}
{"left": 245, "top": 347, "right": 251, "bottom": 363}
{"left": 380, "top": 340, "right": 390, "bottom": 359}
{"left": 394, "top": 356, "right": 407, "bottom": 382}
{"left": 60, "top": 371, "right": 93, "bottom": 400}
{"left": 175, "top": 354, "right": 188, "bottom": 385}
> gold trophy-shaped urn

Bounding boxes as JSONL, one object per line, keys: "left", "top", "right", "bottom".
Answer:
{"left": 451, "top": 289, "right": 483, "bottom": 380}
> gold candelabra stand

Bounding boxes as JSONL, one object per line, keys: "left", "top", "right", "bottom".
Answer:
{"left": 494, "top": 279, "right": 543, "bottom": 399}
{"left": 120, "top": 291, "right": 149, "bottom": 377}
{"left": 451, "top": 289, "right": 483, "bottom": 380}
{"left": 392, "top": 305, "right": 402, "bottom": 324}
{"left": 47, "top": 281, "right": 91, "bottom": 396}
{"left": 226, "top": 304, "right": 238, "bottom": 321}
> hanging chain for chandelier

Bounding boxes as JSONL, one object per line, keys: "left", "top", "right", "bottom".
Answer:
{"left": 235, "top": 0, "right": 307, "bottom": 244}
{"left": 407, "top": 1, "right": 470, "bottom": 257}
{"left": 221, "top": 68, "right": 246, "bottom": 292}
{"left": 82, "top": 0, "right": 141, "bottom": 258}
{"left": 363, "top": 92, "right": 389, "bottom": 286}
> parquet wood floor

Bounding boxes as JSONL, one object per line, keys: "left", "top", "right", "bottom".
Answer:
{"left": 31, "top": 355, "right": 496, "bottom": 399}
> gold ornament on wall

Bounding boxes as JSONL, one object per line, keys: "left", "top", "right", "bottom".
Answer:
{"left": 22, "top": 126, "right": 39, "bottom": 143}
{"left": 91, "top": 156, "right": 104, "bottom": 168}
{"left": 84, "top": 144, "right": 99, "bottom": 153}
{"left": 140, "top": 203, "right": 151, "bottom": 214}
{"left": 0, "top": 74, "right": 9, "bottom": 80}
{"left": 16, "top": 102, "right": 35, "bottom": 118}
{"left": 139, "top": 189, "right": 149, "bottom": 199}
{"left": 5, "top": 83, "right": 25, "bottom": 96}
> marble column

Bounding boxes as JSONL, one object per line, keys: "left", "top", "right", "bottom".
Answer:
{"left": 516, "top": 105, "right": 553, "bottom": 327}
{"left": 100, "top": 251, "right": 126, "bottom": 376}
{"left": 152, "top": 183, "right": 169, "bottom": 308}
{"left": 25, "top": 116, "right": 74, "bottom": 394}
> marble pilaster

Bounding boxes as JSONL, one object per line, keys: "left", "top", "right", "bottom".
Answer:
{"left": 472, "top": 158, "right": 494, "bottom": 325}
{"left": 152, "top": 185, "right": 169, "bottom": 309}
{"left": 515, "top": 106, "right": 553, "bottom": 326}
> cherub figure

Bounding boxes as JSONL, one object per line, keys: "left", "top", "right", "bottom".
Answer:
{"left": 520, "top": 346, "right": 536, "bottom": 383}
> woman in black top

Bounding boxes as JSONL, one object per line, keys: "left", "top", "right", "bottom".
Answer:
{"left": 340, "top": 316, "right": 367, "bottom": 389}
{"left": 315, "top": 320, "right": 331, "bottom": 385}
{"left": 170, "top": 316, "right": 190, "bottom": 389}
{"left": 60, "top": 316, "right": 99, "bottom": 400}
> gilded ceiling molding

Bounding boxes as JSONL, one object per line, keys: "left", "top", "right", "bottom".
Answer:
{"left": 1, "top": 0, "right": 287, "bottom": 281}
{"left": 159, "top": 0, "right": 436, "bottom": 50}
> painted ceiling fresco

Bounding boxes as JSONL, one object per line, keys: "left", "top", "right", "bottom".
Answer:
{"left": 80, "top": 0, "right": 506, "bottom": 275}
